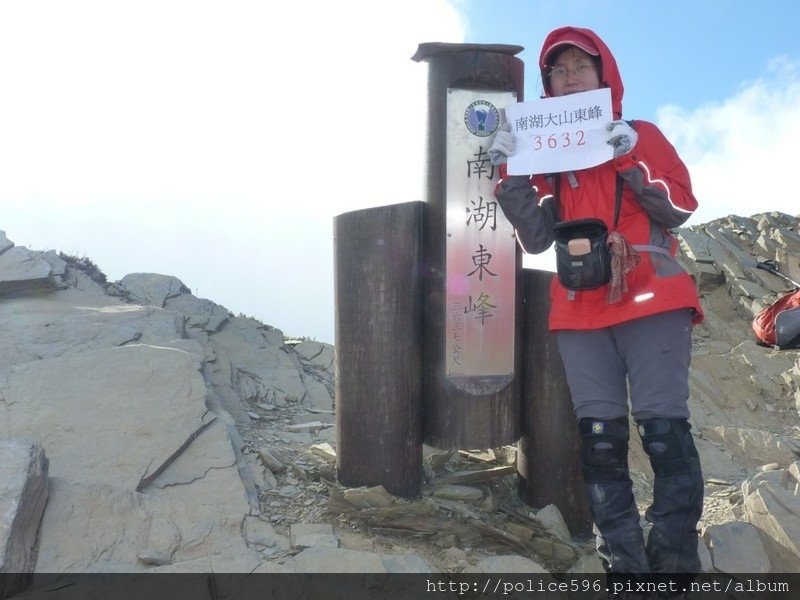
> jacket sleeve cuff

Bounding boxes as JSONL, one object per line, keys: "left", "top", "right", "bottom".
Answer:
{"left": 498, "top": 163, "right": 532, "bottom": 182}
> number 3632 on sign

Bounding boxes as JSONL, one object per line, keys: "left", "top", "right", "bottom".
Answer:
{"left": 532, "top": 130, "right": 586, "bottom": 151}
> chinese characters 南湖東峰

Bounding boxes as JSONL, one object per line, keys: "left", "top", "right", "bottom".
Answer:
{"left": 467, "top": 244, "right": 497, "bottom": 281}
{"left": 466, "top": 196, "right": 498, "bottom": 231}
{"left": 464, "top": 292, "right": 496, "bottom": 325}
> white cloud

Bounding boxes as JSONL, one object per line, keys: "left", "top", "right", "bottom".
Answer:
{"left": 657, "top": 56, "right": 800, "bottom": 226}
{"left": 0, "top": 1, "right": 465, "bottom": 342}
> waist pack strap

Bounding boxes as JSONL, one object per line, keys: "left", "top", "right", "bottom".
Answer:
{"left": 632, "top": 244, "right": 673, "bottom": 258}
{"left": 553, "top": 171, "right": 624, "bottom": 227}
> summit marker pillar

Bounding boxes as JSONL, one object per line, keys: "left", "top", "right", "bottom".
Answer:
{"left": 412, "top": 43, "right": 523, "bottom": 449}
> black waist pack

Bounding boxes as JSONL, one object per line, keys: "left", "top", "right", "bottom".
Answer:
{"left": 551, "top": 169, "right": 626, "bottom": 291}
{"left": 553, "top": 218, "right": 611, "bottom": 290}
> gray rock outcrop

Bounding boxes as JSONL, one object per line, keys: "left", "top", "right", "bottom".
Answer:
{"left": 742, "top": 463, "right": 800, "bottom": 570}
{"left": 0, "top": 237, "right": 335, "bottom": 576}
{"left": 0, "top": 440, "right": 48, "bottom": 598}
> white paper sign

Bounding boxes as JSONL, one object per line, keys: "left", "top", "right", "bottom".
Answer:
{"left": 504, "top": 88, "right": 613, "bottom": 175}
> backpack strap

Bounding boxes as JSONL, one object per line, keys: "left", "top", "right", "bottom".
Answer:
{"left": 611, "top": 120, "right": 637, "bottom": 229}
{"left": 612, "top": 174, "right": 623, "bottom": 229}
{"left": 632, "top": 244, "right": 672, "bottom": 257}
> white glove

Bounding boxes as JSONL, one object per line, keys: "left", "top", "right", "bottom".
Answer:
{"left": 488, "top": 123, "right": 515, "bottom": 166}
{"left": 606, "top": 120, "right": 638, "bottom": 158}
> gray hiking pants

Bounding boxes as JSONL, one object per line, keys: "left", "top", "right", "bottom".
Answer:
{"left": 556, "top": 309, "right": 693, "bottom": 421}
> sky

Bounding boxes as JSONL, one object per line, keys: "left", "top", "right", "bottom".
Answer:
{"left": 1, "top": 1, "right": 798, "bottom": 344}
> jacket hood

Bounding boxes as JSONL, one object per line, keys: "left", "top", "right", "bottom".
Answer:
{"left": 539, "top": 26, "right": 624, "bottom": 119}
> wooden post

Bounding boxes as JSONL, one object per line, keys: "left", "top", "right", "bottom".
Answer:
{"left": 412, "top": 43, "right": 524, "bottom": 450}
{"left": 333, "top": 201, "right": 424, "bottom": 498}
{"left": 517, "top": 269, "right": 592, "bottom": 535}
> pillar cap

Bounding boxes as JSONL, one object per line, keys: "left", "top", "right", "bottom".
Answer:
{"left": 411, "top": 42, "right": 524, "bottom": 62}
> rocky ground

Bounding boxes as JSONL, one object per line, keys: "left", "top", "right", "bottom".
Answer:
{"left": 229, "top": 336, "right": 779, "bottom": 576}
{"left": 1, "top": 212, "right": 799, "bottom": 597}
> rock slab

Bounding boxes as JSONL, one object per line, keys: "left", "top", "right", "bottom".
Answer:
{"left": 0, "top": 439, "right": 49, "bottom": 597}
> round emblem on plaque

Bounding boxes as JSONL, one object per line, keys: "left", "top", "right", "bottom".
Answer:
{"left": 464, "top": 100, "right": 500, "bottom": 137}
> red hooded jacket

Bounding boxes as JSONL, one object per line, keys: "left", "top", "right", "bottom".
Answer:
{"left": 495, "top": 26, "right": 703, "bottom": 330}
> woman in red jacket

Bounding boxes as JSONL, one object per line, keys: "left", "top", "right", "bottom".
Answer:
{"left": 490, "top": 26, "right": 704, "bottom": 580}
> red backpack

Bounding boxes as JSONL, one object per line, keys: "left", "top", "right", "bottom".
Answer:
{"left": 752, "top": 261, "right": 800, "bottom": 349}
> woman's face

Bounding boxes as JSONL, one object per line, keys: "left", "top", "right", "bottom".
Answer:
{"left": 548, "top": 46, "right": 601, "bottom": 97}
